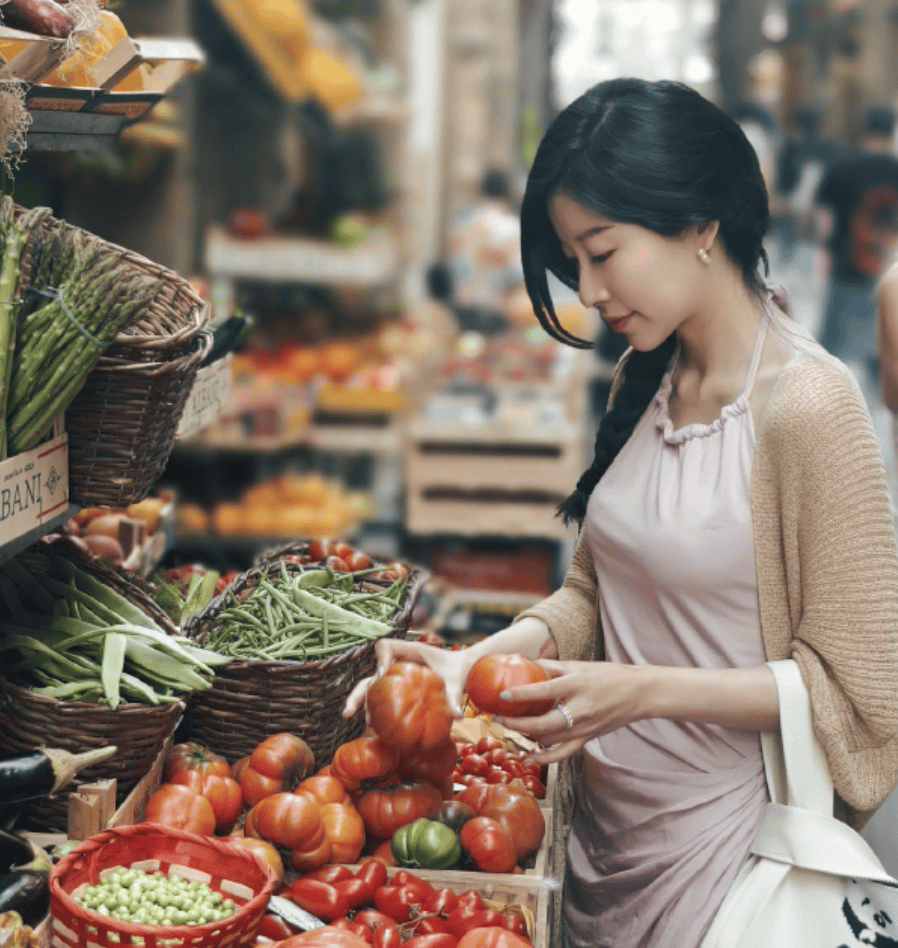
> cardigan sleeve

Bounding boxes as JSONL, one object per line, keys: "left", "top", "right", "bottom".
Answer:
{"left": 513, "top": 532, "right": 600, "bottom": 662}
{"left": 758, "top": 356, "right": 898, "bottom": 820}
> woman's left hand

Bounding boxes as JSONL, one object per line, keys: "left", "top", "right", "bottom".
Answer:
{"left": 495, "top": 659, "right": 651, "bottom": 764}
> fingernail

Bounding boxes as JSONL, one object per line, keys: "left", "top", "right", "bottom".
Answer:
{"left": 499, "top": 690, "right": 511, "bottom": 700}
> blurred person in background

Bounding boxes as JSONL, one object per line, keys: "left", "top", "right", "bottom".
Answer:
{"left": 815, "top": 103, "right": 898, "bottom": 398}
{"left": 446, "top": 167, "right": 525, "bottom": 335}
{"left": 775, "top": 103, "right": 839, "bottom": 261}
{"left": 345, "top": 78, "right": 898, "bottom": 948}
{"left": 732, "top": 100, "right": 778, "bottom": 194}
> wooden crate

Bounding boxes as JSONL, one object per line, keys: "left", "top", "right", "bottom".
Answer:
{"left": 404, "top": 415, "right": 584, "bottom": 542}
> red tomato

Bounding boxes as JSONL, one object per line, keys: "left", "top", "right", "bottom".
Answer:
{"left": 330, "top": 736, "right": 401, "bottom": 792}
{"left": 307, "top": 538, "right": 334, "bottom": 561}
{"left": 404, "top": 935, "right": 458, "bottom": 948}
{"left": 483, "top": 749, "right": 507, "bottom": 768}
{"left": 461, "top": 755, "right": 490, "bottom": 777}
{"left": 501, "top": 914, "right": 529, "bottom": 937}
{"left": 143, "top": 784, "right": 216, "bottom": 835}
{"left": 465, "top": 655, "right": 554, "bottom": 718}
{"left": 356, "top": 909, "right": 397, "bottom": 933}
{"left": 521, "top": 775, "right": 546, "bottom": 799}
{"left": 333, "top": 877, "right": 374, "bottom": 910}
{"left": 486, "top": 769, "right": 513, "bottom": 785}
{"left": 164, "top": 742, "right": 230, "bottom": 781}
{"left": 258, "top": 913, "right": 298, "bottom": 940}
{"left": 320, "top": 802, "right": 365, "bottom": 864}
{"left": 246, "top": 792, "right": 325, "bottom": 857}
{"left": 456, "top": 929, "right": 532, "bottom": 948}
{"left": 366, "top": 663, "right": 454, "bottom": 752}
{"left": 390, "top": 870, "right": 436, "bottom": 902}
{"left": 372, "top": 927, "right": 402, "bottom": 948}
{"left": 330, "top": 919, "right": 374, "bottom": 942}
{"left": 218, "top": 835, "right": 284, "bottom": 882}
{"left": 475, "top": 737, "right": 504, "bottom": 755}
{"left": 356, "top": 781, "right": 443, "bottom": 840}
{"left": 289, "top": 878, "right": 350, "bottom": 921}
{"left": 459, "top": 817, "right": 518, "bottom": 873}
{"left": 302, "top": 865, "right": 354, "bottom": 885}
{"left": 414, "top": 917, "right": 453, "bottom": 935}
{"left": 373, "top": 884, "right": 424, "bottom": 922}
{"left": 425, "top": 888, "right": 460, "bottom": 917}
{"left": 273, "top": 931, "right": 371, "bottom": 947}
{"left": 295, "top": 774, "right": 352, "bottom": 807}
{"left": 399, "top": 738, "right": 458, "bottom": 796}
{"left": 416, "top": 633, "right": 446, "bottom": 645}
{"left": 327, "top": 555, "right": 351, "bottom": 573}
{"left": 242, "top": 733, "right": 315, "bottom": 806}
{"left": 455, "top": 785, "right": 545, "bottom": 861}
{"left": 355, "top": 860, "right": 388, "bottom": 891}
{"left": 449, "top": 910, "right": 505, "bottom": 938}
{"left": 169, "top": 770, "right": 243, "bottom": 833}
{"left": 347, "top": 551, "right": 373, "bottom": 571}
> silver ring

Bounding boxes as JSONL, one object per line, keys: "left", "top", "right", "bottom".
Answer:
{"left": 557, "top": 700, "right": 574, "bottom": 729}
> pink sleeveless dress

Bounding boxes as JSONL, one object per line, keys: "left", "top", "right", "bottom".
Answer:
{"left": 564, "top": 315, "right": 771, "bottom": 948}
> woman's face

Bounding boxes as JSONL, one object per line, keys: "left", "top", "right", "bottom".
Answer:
{"left": 547, "top": 190, "right": 711, "bottom": 351}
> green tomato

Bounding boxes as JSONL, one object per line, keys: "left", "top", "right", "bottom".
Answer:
{"left": 391, "top": 817, "right": 462, "bottom": 870}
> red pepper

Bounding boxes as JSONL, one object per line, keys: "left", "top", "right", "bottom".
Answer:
{"left": 288, "top": 878, "right": 350, "bottom": 921}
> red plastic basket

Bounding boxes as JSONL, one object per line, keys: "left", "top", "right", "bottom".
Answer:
{"left": 49, "top": 824, "right": 277, "bottom": 948}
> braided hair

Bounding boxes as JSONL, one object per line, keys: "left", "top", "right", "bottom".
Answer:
{"left": 519, "top": 79, "right": 771, "bottom": 526}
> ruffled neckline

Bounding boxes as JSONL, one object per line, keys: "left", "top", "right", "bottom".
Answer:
{"left": 654, "top": 370, "right": 751, "bottom": 445}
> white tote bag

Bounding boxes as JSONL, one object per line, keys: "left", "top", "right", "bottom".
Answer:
{"left": 700, "top": 659, "right": 898, "bottom": 948}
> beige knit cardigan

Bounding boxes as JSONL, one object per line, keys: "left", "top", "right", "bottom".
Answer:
{"left": 520, "top": 341, "right": 898, "bottom": 832}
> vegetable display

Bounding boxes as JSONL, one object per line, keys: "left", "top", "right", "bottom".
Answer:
{"left": 199, "top": 561, "right": 408, "bottom": 661}
{"left": 0, "top": 197, "right": 162, "bottom": 459}
{"left": 0, "top": 552, "right": 229, "bottom": 705}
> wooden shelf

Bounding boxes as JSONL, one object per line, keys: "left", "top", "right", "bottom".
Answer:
{"left": 204, "top": 226, "right": 402, "bottom": 287}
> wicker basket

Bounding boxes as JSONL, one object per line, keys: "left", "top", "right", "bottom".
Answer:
{"left": 0, "top": 545, "right": 185, "bottom": 832}
{"left": 65, "top": 329, "right": 212, "bottom": 507}
{"left": 9, "top": 203, "right": 211, "bottom": 507}
{"left": 50, "top": 824, "right": 277, "bottom": 948}
{"left": 181, "top": 549, "right": 426, "bottom": 766}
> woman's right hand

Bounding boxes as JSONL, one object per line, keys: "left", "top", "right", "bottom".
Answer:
{"left": 342, "top": 636, "right": 475, "bottom": 719}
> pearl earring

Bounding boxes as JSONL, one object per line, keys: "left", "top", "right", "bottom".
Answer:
{"left": 698, "top": 248, "right": 711, "bottom": 265}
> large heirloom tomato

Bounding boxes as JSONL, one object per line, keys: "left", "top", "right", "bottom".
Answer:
{"left": 455, "top": 785, "right": 545, "bottom": 860}
{"left": 459, "top": 817, "right": 517, "bottom": 873}
{"left": 295, "top": 774, "right": 353, "bottom": 807}
{"left": 241, "top": 732, "right": 315, "bottom": 806}
{"left": 465, "top": 655, "right": 554, "bottom": 718}
{"left": 330, "top": 736, "right": 400, "bottom": 792}
{"left": 143, "top": 784, "right": 216, "bottom": 836}
{"left": 168, "top": 769, "right": 243, "bottom": 833}
{"left": 245, "top": 791, "right": 327, "bottom": 870}
{"left": 163, "top": 741, "right": 229, "bottom": 781}
{"left": 356, "top": 780, "right": 443, "bottom": 840}
{"left": 218, "top": 835, "right": 284, "bottom": 882}
{"left": 319, "top": 802, "right": 365, "bottom": 864}
{"left": 399, "top": 738, "right": 458, "bottom": 797}
{"left": 366, "top": 663, "right": 454, "bottom": 752}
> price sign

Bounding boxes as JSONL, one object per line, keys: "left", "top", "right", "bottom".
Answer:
{"left": 177, "top": 355, "right": 233, "bottom": 438}
{"left": 0, "top": 432, "right": 69, "bottom": 542}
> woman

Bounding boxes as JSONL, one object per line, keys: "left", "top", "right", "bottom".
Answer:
{"left": 345, "top": 78, "right": 898, "bottom": 948}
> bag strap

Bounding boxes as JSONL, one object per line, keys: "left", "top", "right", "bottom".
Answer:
{"left": 763, "top": 659, "right": 834, "bottom": 814}
{"left": 755, "top": 660, "right": 898, "bottom": 885}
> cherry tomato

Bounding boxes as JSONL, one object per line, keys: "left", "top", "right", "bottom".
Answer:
{"left": 374, "top": 884, "right": 423, "bottom": 923}
{"left": 347, "top": 551, "right": 374, "bottom": 571}
{"left": 391, "top": 871, "right": 435, "bottom": 902}
{"left": 521, "top": 775, "right": 546, "bottom": 799}
{"left": 327, "top": 554, "right": 351, "bottom": 573}
{"left": 461, "top": 755, "right": 489, "bottom": 777}
{"left": 308, "top": 538, "right": 334, "bottom": 561}
{"left": 483, "top": 749, "right": 507, "bottom": 768}
{"left": 458, "top": 743, "right": 477, "bottom": 758}
{"left": 414, "top": 917, "right": 454, "bottom": 935}
{"left": 486, "top": 769, "right": 513, "bottom": 785}
{"left": 449, "top": 909, "right": 505, "bottom": 938}
{"left": 355, "top": 909, "right": 397, "bottom": 933}
{"left": 476, "top": 737, "right": 504, "bottom": 755}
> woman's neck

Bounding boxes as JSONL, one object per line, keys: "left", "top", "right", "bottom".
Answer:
{"left": 673, "top": 271, "right": 765, "bottom": 398}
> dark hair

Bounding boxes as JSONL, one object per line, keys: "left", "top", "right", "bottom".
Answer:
{"left": 481, "top": 168, "right": 511, "bottom": 200}
{"left": 732, "top": 100, "right": 776, "bottom": 133}
{"left": 863, "top": 104, "right": 896, "bottom": 139}
{"left": 519, "top": 78, "right": 770, "bottom": 526}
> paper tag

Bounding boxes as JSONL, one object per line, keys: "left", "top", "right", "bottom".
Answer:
{"left": 0, "top": 433, "right": 69, "bottom": 541}
{"left": 268, "top": 894, "right": 325, "bottom": 930}
{"left": 177, "top": 355, "right": 233, "bottom": 438}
